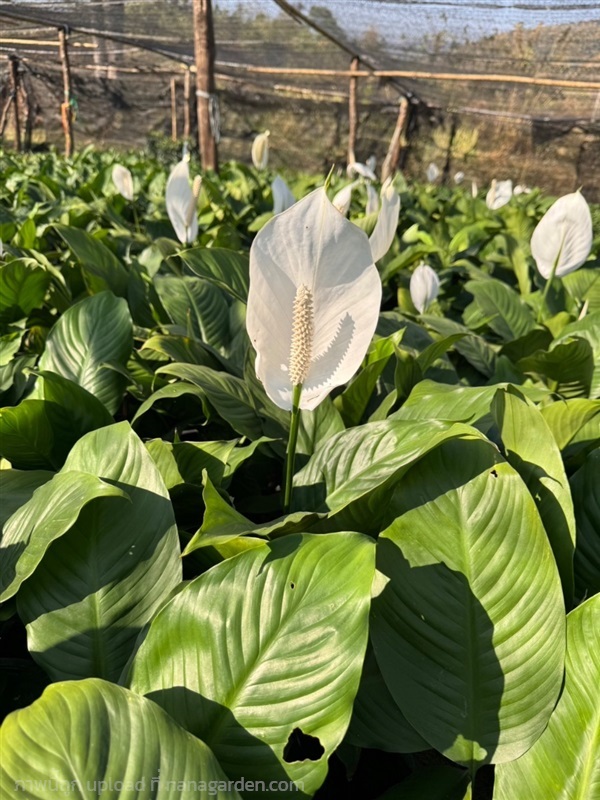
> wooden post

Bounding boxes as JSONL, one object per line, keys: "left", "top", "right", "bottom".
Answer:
{"left": 347, "top": 55, "right": 359, "bottom": 164}
{"left": 382, "top": 96, "right": 410, "bottom": 183}
{"left": 183, "top": 67, "right": 192, "bottom": 140}
{"left": 170, "top": 76, "right": 178, "bottom": 141}
{"left": 192, "top": 0, "right": 218, "bottom": 171}
{"left": 19, "top": 75, "right": 33, "bottom": 150}
{"left": 58, "top": 27, "right": 74, "bottom": 157}
{"left": 8, "top": 55, "right": 21, "bottom": 152}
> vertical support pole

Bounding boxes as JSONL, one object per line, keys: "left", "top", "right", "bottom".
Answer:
{"left": 8, "top": 55, "right": 21, "bottom": 152}
{"left": 183, "top": 67, "right": 192, "bottom": 141}
{"left": 347, "top": 56, "right": 359, "bottom": 165}
{"left": 193, "top": 0, "right": 218, "bottom": 171}
{"left": 19, "top": 74, "right": 33, "bottom": 151}
{"left": 58, "top": 27, "right": 74, "bottom": 157}
{"left": 382, "top": 96, "right": 410, "bottom": 183}
{"left": 170, "top": 76, "right": 178, "bottom": 142}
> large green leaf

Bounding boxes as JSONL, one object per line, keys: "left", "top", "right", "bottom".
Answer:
{"left": 464, "top": 279, "right": 536, "bottom": 341}
{"left": 345, "top": 646, "right": 429, "bottom": 754}
{"left": 371, "top": 438, "right": 565, "bottom": 771}
{"left": 128, "top": 532, "right": 375, "bottom": 798}
{"left": 494, "top": 594, "right": 600, "bottom": 800}
{"left": 180, "top": 246, "right": 250, "bottom": 303}
{"left": 518, "top": 338, "right": 595, "bottom": 399}
{"left": 0, "top": 260, "right": 50, "bottom": 324}
{"left": 540, "top": 398, "right": 600, "bottom": 451}
{"left": 38, "top": 291, "right": 133, "bottom": 414}
{"left": 0, "top": 371, "right": 114, "bottom": 469}
{"left": 0, "top": 471, "right": 129, "bottom": 602}
{"left": 0, "top": 469, "right": 52, "bottom": 531}
{"left": 154, "top": 275, "right": 230, "bottom": 351}
{"left": 54, "top": 224, "right": 129, "bottom": 297}
{"left": 492, "top": 388, "right": 576, "bottom": 604}
{"left": 16, "top": 422, "right": 182, "bottom": 682}
{"left": 0, "top": 678, "right": 240, "bottom": 800}
{"left": 571, "top": 449, "right": 600, "bottom": 601}
{"left": 156, "top": 362, "right": 266, "bottom": 440}
{"left": 293, "top": 419, "right": 484, "bottom": 530}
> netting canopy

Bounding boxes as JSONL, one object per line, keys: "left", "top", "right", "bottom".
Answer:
{"left": 1, "top": 0, "right": 599, "bottom": 197}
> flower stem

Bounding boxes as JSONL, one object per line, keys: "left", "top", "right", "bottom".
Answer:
{"left": 538, "top": 254, "right": 560, "bottom": 324}
{"left": 283, "top": 383, "right": 303, "bottom": 514}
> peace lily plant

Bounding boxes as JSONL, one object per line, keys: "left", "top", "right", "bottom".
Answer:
{"left": 247, "top": 186, "right": 382, "bottom": 511}
{"left": 165, "top": 159, "right": 202, "bottom": 244}
{"left": 531, "top": 190, "right": 593, "bottom": 319}
{"left": 251, "top": 130, "right": 270, "bottom": 170}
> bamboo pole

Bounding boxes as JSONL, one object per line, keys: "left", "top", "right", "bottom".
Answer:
{"left": 183, "top": 67, "right": 192, "bottom": 140}
{"left": 19, "top": 75, "right": 33, "bottom": 150}
{"left": 8, "top": 55, "right": 21, "bottom": 152}
{"left": 192, "top": 0, "right": 218, "bottom": 171}
{"left": 170, "top": 76, "right": 178, "bottom": 141}
{"left": 214, "top": 62, "right": 600, "bottom": 90}
{"left": 348, "top": 56, "right": 359, "bottom": 164}
{"left": 382, "top": 96, "right": 410, "bottom": 183}
{"left": 58, "top": 27, "right": 74, "bottom": 157}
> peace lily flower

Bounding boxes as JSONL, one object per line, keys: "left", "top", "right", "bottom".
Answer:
{"left": 531, "top": 191, "right": 592, "bottom": 281}
{"left": 165, "top": 160, "right": 202, "bottom": 244}
{"left": 486, "top": 179, "right": 513, "bottom": 210}
{"left": 347, "top": 161, "right": 377, "bottom": 182}
{"left": 426, "top": 162, "right": 440, "bottom": 183}
{"left": 454, "top": 171, "right": 465, "bottom": 185}
{"left": 514, "top": 184, "right": 531, "bottom": 195}
{"left": 112, "top": 164, "right": 134, "bottom": 201}
{"left": 410, "top": 263, "right": 440, "bottom": 313}
{"left": 271, "top": 175, "right": 296, "bottom": 215}
{"left": 332, "top": 180, "right": 359, "bottom": 216}
{"left": 251, "top": 130, "right": 270, "bottom": 170}
{"left": 366, "top": 183, "right": 379, "bottom": 216}
{"left": 471, "top": 181, "right": 478, "bottom": 198}
{"left": 366, "top": 154, "right": 377, "bottom": 174}
{"left": 369, "top": 177, "right": 400, "bottom": 262}
{"left": 248, "top": 187, "right": 382, "bottom": 511}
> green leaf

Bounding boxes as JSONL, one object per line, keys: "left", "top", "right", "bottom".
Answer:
{"left": 38, "top": 291, "right": 133, "bottom": 414}
{"left": 0, "top": 372, "right": 114, "bottom": 470}
{"left": 294, "top": 419, "right": 484, "bottom": 529}
{"left": 128, "top": 533, "right": 375, "bottom": 798}
{"left": 492, "top": 388, "right": 576, "bottom": 604}
{"left": 0, "top": 261, "right": 50, "bottom": 324}
{"left": 540, "top": 398, "right": 600, "bottom": 451}
{"left": 346, "top": 646, "right": 429, "bottom": 753}
{"left": 0, "top": 678, "right": 240, "bottom": 800}
{"left": 16, "top": 422, "right": 182, "bottom": 682}
{"left": 494, "top": 594, "right": 600, "bottom": 800}
{"left": 297, "top": 397, "right": 345, "bottom": 457}
{"left": 464, "top": 279, "right": 536, "bottom": 341}
{"left": 571, "top": 450, "right": 600, "bottom": 601}
{"left": 183, "top": 471, "right": 321, "bottom": 553}
{"left": 553, "top": 312, "right": 600, "bottom": 398}
{"left": 179, "top": 247, "right": 250, "bottom": 303}
{"left": 0, "top": 469, "right": 53, "bottom": 531}
{"left": 0, "top": 471, "right": 129, "bottom": 602}
{"left": 371, "top": 438, "right": 565, "bottom": 770}
{"left": 157, "top": 362, "right": 265, "bottom": 440}
{"left": 518, "top": 338, "right": 595, "bottom": 399}
{"left": 54, "top": 224, "right": 129, "bottom": 297}
{"left": 154, "top": 275, "right": 230, "bottom": 351}
{"left": 395, "top": 381, "right": 498, "bottom": 429}
{"left": 421, "top": 315, "right": 497, "bottom": 377}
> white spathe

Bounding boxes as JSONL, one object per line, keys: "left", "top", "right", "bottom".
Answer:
{"left": 426, "top": 163, "right": 440, "bottom": 182}
{"left": 112, "top": 164, "right": 134, "bottom": 201}
{"left": 165, "top": 160, "right": 200, "bottom": 244}
{"left": 271, "top": 175, "right": 296, "bottom": 215}
{"left": 531, "top": 191, "right": 593, "bottom": 280}
{"left": 332, "top": 180, "right": 359, "bottom": 216}
{"left": 454, "top": 171, "right": 465, "bottom": 184}
{"left": 486, "top": 179, "right": 513, "bottom": 210}
{"left": 366, "top": 183, "right": 380, "bottom": 216}
{"left": 347, "top": 161, "right": 377, "bottom": 182}
{"left": 369, "top": 178, "right": 401, "bottom": 263}
{"left": 247, "top": 187, "right": 382, "bottom": 411}
{"left": 252, "top": 131, "right": 270, "bottom": 170}
{"left": 410, "top": 263, "right": 440, "bottom": 313}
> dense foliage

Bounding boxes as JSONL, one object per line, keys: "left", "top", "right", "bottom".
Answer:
{"left": 0, "top": 147, "right": 599, "bottom": 799}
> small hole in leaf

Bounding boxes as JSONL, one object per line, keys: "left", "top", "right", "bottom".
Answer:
{"left": 290, "top": 582, "right": 295, "bottom": 589}
{"left": 283, "top": 728, "right": 324, "bottom": 763}
{"left": 490, "top": 469, "right": 498, "bottom": 478}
